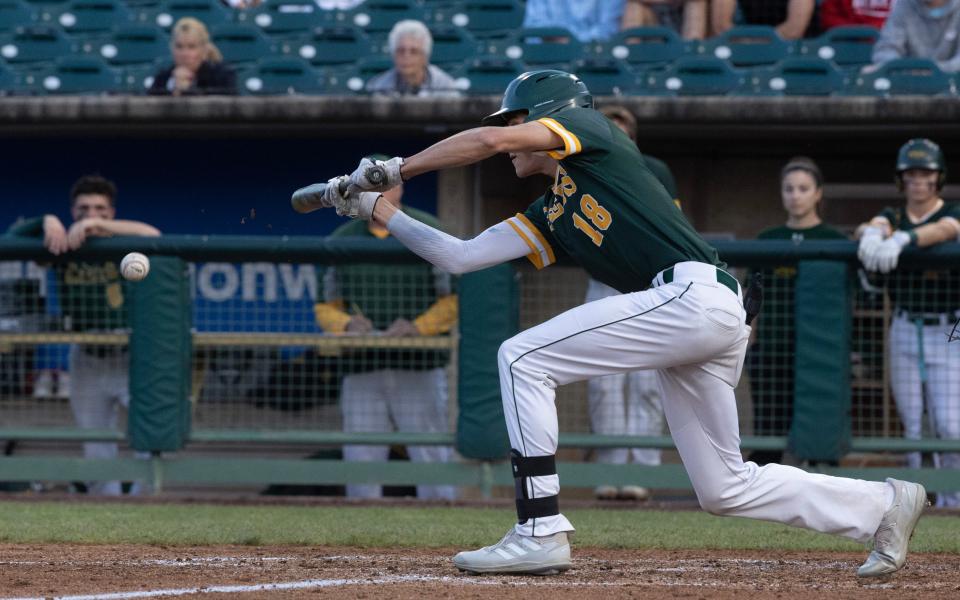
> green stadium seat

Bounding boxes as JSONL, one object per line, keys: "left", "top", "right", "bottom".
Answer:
{"left": 236, "top": 0, "right": 329, "bottom": 37}
{"left": 148, "top": 0, "right": 232, "bottom": 31}
{"left": 747, "top": 57, "right": 845, "bottom": 96}
{"left": 644, "top": 56, "right": 743, "bottom": 96}
{"left": 211, "top": 23, "right": 275, "bottom": 65}
{"left": 701, "top": 25, "right": 791, "bottom": 68}
{"left": 800, "top": 25, "right": 879, "bottom": 68}
{"left": 844, "top": 58, "right": 952, "bottom": 96}
{"left": 323, "top": 55, "right": 392, "bottom": 94}
{"left": 94, "top": 24, "right": 167, "bottom": 65}
{"left": 484, "top": 27, "right": 583, "bottom": 68}
{"left": 284, "top": 25, "right": 373, "bottom": 67}
{"left": 0, "top": 0, "right": 36, "bottom": 33}
{"left": 433, "top": 0, "right": 523, "bottom": 38}
{"left": 343, "top": 0, "right": 428, "bottom": 35}
{"left": 120, "top": 63, "right": 155, "bottom": 92}
{"left": 26, "top": 55, "right": 121, "bottom": 93}
{"left": 0, "top": 25, "right": 74, "bottom": 64}
{"left": 599, "top": 26, "right": 684, "bottom": 71}
{"left": 46, "top": 0, "right": 132, "bottom": 35}
{"left": 0, "top": 61, "right": 23, "bottom": 93}
{"left": 455, "top": 55, "right": 522, "bottom": 95}
{"left": 573, "top": 57, "right": 641, "bottom": 96}
{"left": 429, "top": 24, "right": 477, "bottom": 65}
{"left": 240, "top": 56, "right": 325, "bottom": 95}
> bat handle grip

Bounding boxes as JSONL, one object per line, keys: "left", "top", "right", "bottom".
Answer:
{"left": 338, "top": 177, "right": 350, "bottom": 196}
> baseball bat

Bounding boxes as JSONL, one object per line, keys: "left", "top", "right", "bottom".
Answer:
{"left": 290, "top": 177, "right": 351, "bottom": 214}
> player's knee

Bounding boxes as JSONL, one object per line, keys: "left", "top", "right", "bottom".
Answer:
{"left": 497, "top": 336, "right": 523, "bottom": 368}
{"left": 695, "top": 484, "right": 741, "bottom": 516}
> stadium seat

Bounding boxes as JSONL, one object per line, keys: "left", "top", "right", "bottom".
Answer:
{"left": 211, "top": 23, "right": 275, "bottom": 65}
{"left": 240, "top": 56, "right": 324, "bottom": 95}
{"left": 484, "top": 27, "right": 583, "bottom": 69}
{"left": 235, "top": 0, "right": 329, "bottom": 37}
{"left": 600, "top": 26, "right": 685, "bottom": 71}
{"left": 46, "top": 0, "right": 132, "bottom": 36}
{"left": 25, "top": 55, "right": 121, "bottom": 93}
{"left": 573, "top": 57, "right": 641, "bottom": 96}
{"left": 324, "top": 55, "right": 391, "bottom": 93}
{"left": 747, "top": 57, "right": 845, "bottom": 96}
{"left": 285, "top": 25, "right": 373, "bottom": 67}
{"left": 429, "top": 24, "right": 478, "bottom": 65}
{"left": 0, "top": 61, "right": 23, "bottom": 94}
{"left": 93, "top": 24, "right": 167, "bottom": 65}
{"left": 644, "top": 56, "right": 743, "bottom": 96}
{"left": 343, "top": 0, "right": 428, "bottom": 34}
{"left": 800, "top": 25, "right": 879, "bottom": 68}
{"left": 120, "top": 63, "right": 155, "bottom": 92}
{"left": 0, "top": 0, "right": 36, "bottom": 33}
{"left": 0, "top": 25, "right": 73, "bottom": 64}
{"left": 433, "top": 0, "right": 523, "bottom": 38}
{"left": 454, "top": 55, "right": 523, "bottom": 94}
{"left": 845, "top": 58, "right": 953, "bottom": 96}
{"left": 701, "top": 25, "right": 791, "bottom": 68}
{"left": 148, "top": 0, "right": 232, "bottom": 31}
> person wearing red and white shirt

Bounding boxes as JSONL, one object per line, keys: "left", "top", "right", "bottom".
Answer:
{"left": 820, "top": 0, "right": 896, "bottom": 30}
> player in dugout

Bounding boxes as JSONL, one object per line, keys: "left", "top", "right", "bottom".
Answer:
{"left": 293, "top": 70, "right": 927, "bottom": 578}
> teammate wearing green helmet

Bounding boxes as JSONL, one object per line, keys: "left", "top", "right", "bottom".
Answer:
{"left": 857, "top": 138, "right": 960, "bottom": 508}
{"left": 297, "top": 70, "right": 927, "bottom": 578}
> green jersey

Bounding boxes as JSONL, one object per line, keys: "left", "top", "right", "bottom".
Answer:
{"left": 878, "top": 202, "right": 960, "bottom": 314}
{"left": 5, "top": 215, "right": 128, "bottom": 331}
{"left": 505, "top": 107, "right": 720, "bottom": 293}
{"left": 753, "top": 223, "right": 847, "bottom": 347}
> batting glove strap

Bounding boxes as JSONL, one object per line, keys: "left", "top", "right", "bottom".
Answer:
{"left": 335, "top": 191, "right": 381, "bottom": 220}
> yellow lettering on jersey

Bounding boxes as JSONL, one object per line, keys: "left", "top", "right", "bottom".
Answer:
{"left": 573, "top": 213, "right": 604, "bottom": 246}
{"left": 573, "top": 194, "right": 613, "bottom": 247}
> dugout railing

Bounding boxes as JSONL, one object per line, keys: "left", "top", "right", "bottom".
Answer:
{"left": 0, "top": 236, "right": 959, "bottom": 497}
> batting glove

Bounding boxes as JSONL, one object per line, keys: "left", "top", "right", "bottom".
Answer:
{"left": 335, "top": 191, "right": 383, "bottom": 220}
{"left": 348, "top": 156, "right": 404, "bottom": 192}
{"left": 874, "top": 231, "right": 911, "bottom": 274}
{"left": 857, "top": 226, "right": 884, "bottom": 271}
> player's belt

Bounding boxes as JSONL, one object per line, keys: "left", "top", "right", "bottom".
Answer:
{"left": 656, "top": 262, "right": 740, "bottom": 297}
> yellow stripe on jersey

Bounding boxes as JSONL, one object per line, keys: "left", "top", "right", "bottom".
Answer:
{"left": 537, "top": 117, "right": 582, "bottom": 159}
{"left": 506, "top": 218, "right": 544, "bottom": 269}
{"left": 514, "top": 213, "right": 556, "bottom": 265}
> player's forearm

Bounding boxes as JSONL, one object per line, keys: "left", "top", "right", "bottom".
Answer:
{"left": 400, "top": 128, "right": 503, "bottom": 181}
{"left": 384, "top": 210, "right": 529, "bottom": 275}
{"left": 914, "top": 220, "right": 960, "bottom": 248}
{"left": 93, "top": 219, "right": 161, "bottom": 238}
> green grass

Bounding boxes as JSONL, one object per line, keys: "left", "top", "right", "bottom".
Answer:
{"left": 0, "top": 502, "right": 957, "bottom": 553}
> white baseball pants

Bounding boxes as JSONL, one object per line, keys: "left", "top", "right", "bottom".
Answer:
{"left": 889, "top": 312, "right": 960, "bottom": 507}
{"left": 341, "top": 367, "right": 457, "bottom": 500}
{"left": 500, "top": 262, "right": 888, "bottom": 541}
{"left": 585, "top": 278, "right": 664, "bottom": 467}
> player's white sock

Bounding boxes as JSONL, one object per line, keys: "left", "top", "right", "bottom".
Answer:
{"left": 883, "top": 481, "right": 897, "bottom": 511}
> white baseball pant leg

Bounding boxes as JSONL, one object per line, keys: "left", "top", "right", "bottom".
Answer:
{"left": 889, "top": 315, "right": 925, "bottom": 471}
{"left": 921, "top": 318, "right": 960, "bottom": 507}
{"left": 341, "top": 371, "right": 391, "bottom": 498}
{"left": 388, "top": 368, "right": 458, "bottom": 501}
{"left": 587, "top": 373, "right": 629, "bottom": 465}
{"left": 499, "top": 265, "right": 887, "bottom": 541}
{"left": 68, "top": 345, "right": 126, "bottom": 496}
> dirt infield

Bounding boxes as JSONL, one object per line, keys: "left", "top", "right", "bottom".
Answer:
{"left": 1, "top": 544, "right": 958, "bottom": 599}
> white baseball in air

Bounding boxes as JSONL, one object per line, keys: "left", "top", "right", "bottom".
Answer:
{"left": 120, "top": 252, "right": 150, "bottom": 281}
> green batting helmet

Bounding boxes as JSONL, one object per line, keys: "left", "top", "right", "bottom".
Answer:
{"left": 481, "top": 70, "right": 593, "bottom": 127}
{"left": 896, "top": 138, "right": 946, "bottom": 190}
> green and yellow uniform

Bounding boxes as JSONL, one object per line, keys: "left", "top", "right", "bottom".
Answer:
{"left": 504, "top": 107, "right": 720, "bottom": 292}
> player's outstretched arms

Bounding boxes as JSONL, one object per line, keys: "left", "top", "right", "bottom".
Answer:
{"left": 383, "top": 208, "right": 530, "bottom": 275}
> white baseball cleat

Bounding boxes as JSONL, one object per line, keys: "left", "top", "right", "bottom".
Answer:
{"left": 857, "top": 478, "right": 929, "bottom": 578}
{"left": 594, "top": 485, "right": 619, "bottom": 500}
{"left": 453, "top": 529, "right": 572, "bottom": 575}
{"left": 618, "top": 485, "right": 651, "bottom": 501}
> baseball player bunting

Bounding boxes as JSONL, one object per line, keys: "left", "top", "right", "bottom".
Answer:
{"left": 295, "top": 70, "right": 928, "bottom": 578}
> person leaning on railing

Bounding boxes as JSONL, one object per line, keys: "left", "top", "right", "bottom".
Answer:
{"left": 745, "top": 157, "right": 846, "bottom": 467}
{"left": 5, "top": 175, "right": 160, "bottom": 496}
{"left": 313, "top": 156, "right": 458, "bottom": 501}
{"left": 856, "top": 138, "right": 960, "bottom": 508}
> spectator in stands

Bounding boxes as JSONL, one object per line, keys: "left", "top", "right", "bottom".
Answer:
{"left": 711, "top": 0, "right": 818, "bottom": 39}
{"left": 586, "top": 105, "right": 674, "bottom": 501}
{"left": 313, "top": 158, "right": 457, "bottom": 500}
{"left": 622, "top": 0, "right": 709, "bottom": 40}
{"left": 856, "top": 138, "right": 960, "bottom": 507}
{"left": 747, "top": 157, "right": 846, "bottom": 466}
{"left": 149, "top": 17, "right": 237, "bottom": 96}
{"left": 870, "top": 0, "right": 960, "bottom": 72}
{"left": 820, "top": 0, "right": 894, "bottom": 30}
{"left": 366, "top": 20, "right": 460, "bottom": 97}
{"left": 6, "top": 175, "right": 161, "bottom": 496}
{"left": 522, "top": 0, "right": 627, "bottom": 42}
{"left": 220, "top": 0, "right": 262, "bottom": 9}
